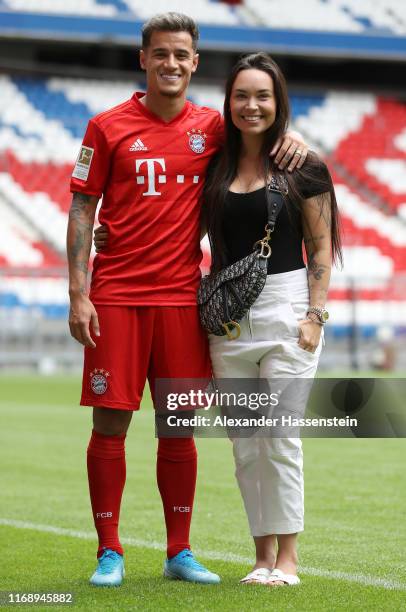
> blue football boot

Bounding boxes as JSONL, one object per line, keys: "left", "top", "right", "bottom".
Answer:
{"left": 164, "top": 549, "right": 220, "bottom": 584}
{"left": 89, "top": 548, "right": 125, "bottom": 586}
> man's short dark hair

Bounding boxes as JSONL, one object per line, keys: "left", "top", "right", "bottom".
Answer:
{"left": 142, "top": 12, "right": 199, "bottom": 51}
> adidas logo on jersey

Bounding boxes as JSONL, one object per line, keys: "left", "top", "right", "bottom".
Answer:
{"left": 129, "top": 138, "right": 148, "bottom": 151}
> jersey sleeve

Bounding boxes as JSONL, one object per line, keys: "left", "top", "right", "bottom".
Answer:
{"left": 70, "top": 118, "right": 111, "bottom": 198}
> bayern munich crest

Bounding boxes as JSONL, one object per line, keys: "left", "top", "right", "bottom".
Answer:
{"left": 187, "top": 128, "right": 207, "bottom": 154}
{"left": 90, "top": 368, "right": 110, "bottom": 395}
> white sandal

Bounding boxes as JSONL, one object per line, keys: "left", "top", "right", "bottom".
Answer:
{"left": 267, "top": 568, "right": 300, "bottom": 586}
{"left": 239, "top": 568, "right": 272, "bottom": 585}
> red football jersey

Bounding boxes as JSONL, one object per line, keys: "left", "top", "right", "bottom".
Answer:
{"left": 70, "top": 92, "right": 223, "bottom": 305}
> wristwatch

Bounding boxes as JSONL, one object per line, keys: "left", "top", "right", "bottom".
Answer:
{"left": 306, "top": 307, "right": 329, "bottom": 325}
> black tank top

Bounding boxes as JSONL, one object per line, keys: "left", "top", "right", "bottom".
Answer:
{"left": 221, "top": 160, "right": 332, "bottom": 275}
{"left": 222, "top": 187, "right": 304, "bottom": 274}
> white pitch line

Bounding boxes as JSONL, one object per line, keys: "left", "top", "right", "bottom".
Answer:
{"left": 1, "top": 518, "right": 406, "bottom": 592}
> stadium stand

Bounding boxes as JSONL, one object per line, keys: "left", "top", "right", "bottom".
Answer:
{"left": 244, "top": 0, "right": 363, "bottom": 32}
{"left": 1, "top": 0, "right": 241, "bottom": 24}
{"left": 2, "top": 0, "right": 120, "bottom": 17}
{"left": 1, "top": 1, "right": 406, "bottom": 61}
{"left": 2, "top": 0, "right": 406, "bottom": 34}
{"left": 124, "top": 1, "right": 241, "bottom": 26}
{"left": 329, "top": 0, "right": 406, "bottom": 35}
{"left": 0, "top": 74, "right": 405, "bottom": 340}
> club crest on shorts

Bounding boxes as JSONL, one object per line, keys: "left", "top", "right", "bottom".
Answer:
{"left": 187, "top": 128, "right": 207, "bottom": 154}
{"left": 90, "top": 368, "right": 110, "bottom": 395}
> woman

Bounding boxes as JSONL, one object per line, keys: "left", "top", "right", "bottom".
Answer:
{"left": 203, "top": 52, "right": 342, "bottom": 586}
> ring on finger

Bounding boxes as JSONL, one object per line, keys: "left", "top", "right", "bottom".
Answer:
{"left": 294, "top": 149, "right": 303, "bottom": 157}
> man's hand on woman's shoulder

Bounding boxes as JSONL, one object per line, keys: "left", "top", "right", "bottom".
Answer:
{"left": 271, "top": 130, "right": 309, "bottom": 172}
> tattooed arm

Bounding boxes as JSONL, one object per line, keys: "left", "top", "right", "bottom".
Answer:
{"left": 67, "top": 192, "right": 99, "bottom": 347}
{"left": 297, "top": 192, "right": 332, "bottom": 351}
{"left": 302, "top": 191, "right": 332, "bottom": 308}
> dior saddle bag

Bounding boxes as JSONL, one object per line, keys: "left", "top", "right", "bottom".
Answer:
{"left": 198, "top": 188, "right": 284, "bottom": 341}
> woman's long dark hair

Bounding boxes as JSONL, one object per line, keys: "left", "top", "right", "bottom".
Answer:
{"left": 203, "top": 52, "right": 343, "bottom": 272}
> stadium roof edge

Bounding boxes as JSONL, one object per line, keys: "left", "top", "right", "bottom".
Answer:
{"left": 0, "top": 11, "right": 406, "bottom": 61}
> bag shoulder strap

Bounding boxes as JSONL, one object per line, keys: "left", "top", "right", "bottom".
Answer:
{"left": 253, "top": 188, "right": 285, "bottom": 258}
{"left": 266, "top": 188, "right": 284, "bottom": 232}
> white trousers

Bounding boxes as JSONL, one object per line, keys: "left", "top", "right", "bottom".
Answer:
{"left": 209, "top": 268, "right": 322, "bottom": 536}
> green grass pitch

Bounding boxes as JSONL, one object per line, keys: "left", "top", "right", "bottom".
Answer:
{"left": 1, "top": 375, "right": 406, "bottom": 611}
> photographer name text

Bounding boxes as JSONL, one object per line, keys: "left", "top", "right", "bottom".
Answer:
{"left": 166, "top": 415, "right": 358, "bottom": 428}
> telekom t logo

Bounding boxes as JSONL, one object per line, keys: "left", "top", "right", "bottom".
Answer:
{"left": 135, "top": 158, "right": 166, "bottom": 196}
{"left": 135, "top": 158, "right": 200, "bottom": 195}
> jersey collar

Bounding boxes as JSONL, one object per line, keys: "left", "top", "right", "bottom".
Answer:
{"left": 132, "top": 92, "right": 192, "bottom": 126}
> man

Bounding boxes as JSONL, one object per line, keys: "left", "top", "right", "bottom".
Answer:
{"left": 67, "top": 11, "right": 307, "bottom": 587}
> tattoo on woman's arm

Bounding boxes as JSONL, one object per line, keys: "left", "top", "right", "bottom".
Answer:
{"left": 318, "top": 197, "right": 332, "bottom": 228}
{"left": 308, "top": 253, "right": 330, "bottom": 280}
{"left": 304, "top": 234, "right": 326, "bottom": 245}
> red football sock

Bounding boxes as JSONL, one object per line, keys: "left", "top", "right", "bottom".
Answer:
{"left": 157, "top": 437, "right": 197, "bottom": 559}
{"left": 87, "top": 429, "right": 126, "bottom": 557}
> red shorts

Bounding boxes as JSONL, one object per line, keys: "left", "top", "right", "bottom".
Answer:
{"left": 81, "top": 305, "right": 211, "bottom": 410}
